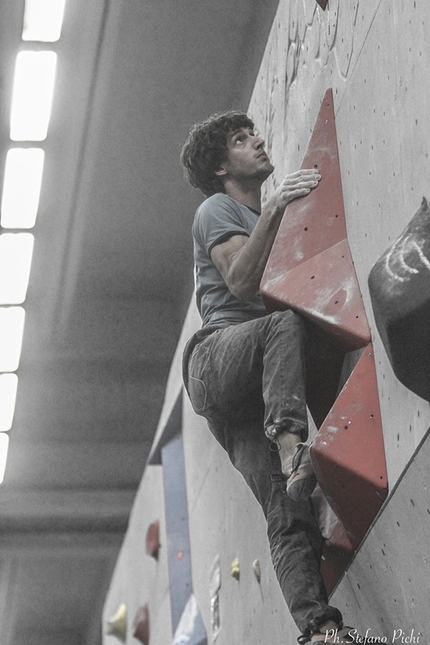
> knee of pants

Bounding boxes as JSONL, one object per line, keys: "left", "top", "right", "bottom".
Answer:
{"left": 269, "top": 310, "right": 308, "bottom": 336}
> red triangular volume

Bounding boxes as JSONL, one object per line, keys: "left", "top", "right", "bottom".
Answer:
{"left": 311, "top": 345, "right": 388, "bottom": 549}
{"left": 316, "top": 0, "right": 328, "bottom": 9}
{"left": 264, "top": 239, "right": 370, "bottom": 351}
{"left": 263, "top": 89, "right": 346, "bottom": 274}
{"left": 261, "top": 88, "right": 370, "bottom": 350}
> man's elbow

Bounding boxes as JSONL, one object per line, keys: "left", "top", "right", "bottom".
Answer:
{"left": 229, "top": 279, "right": 258, "bottom": 302}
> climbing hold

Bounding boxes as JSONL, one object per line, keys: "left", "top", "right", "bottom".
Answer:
{"left": 133, "top": 604, "right": 149, "bottom": 645}
{"left": 252, "top": 559, "right": 261, "bottom": 584}
{"left": 260, "top": 86, "right": 387, "bottom": 599}
{"left": 316, "top": 0, "right": 328, "bottom": 9}
{"left": 145, "top": 520, "right": 160, "bottom": 560}
{"left": 311, "top": 345, "right": 388, "bottom": 549}
{"left": 106, "top": 603, "right": 127, "bottom": 643}
{"left": 368, "top": 197, "right": 430, "bottom": 402}
{"left": 261, "top": 88, "right": 370, "bottom": 351}
{"left": 230, "top": 557, "right": 240, "bottom": 580}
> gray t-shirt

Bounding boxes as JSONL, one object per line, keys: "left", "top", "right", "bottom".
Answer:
{"left": 192, "top": 193, "right": 268, "bottom": 326}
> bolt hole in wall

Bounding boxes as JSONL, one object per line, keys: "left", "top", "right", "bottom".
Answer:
{"left": 0, "top": 0, "right": 66, "bottom": 482}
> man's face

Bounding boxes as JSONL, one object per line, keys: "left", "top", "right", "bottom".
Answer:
{"left": 217, "top": 126, "right": 274, "bottom": 183}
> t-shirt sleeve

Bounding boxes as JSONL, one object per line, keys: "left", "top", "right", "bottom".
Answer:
{"left": 193, "top": 195, "right": 250, "bottom": 255}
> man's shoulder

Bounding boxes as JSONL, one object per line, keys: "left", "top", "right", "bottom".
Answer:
{"left": 195, "top": 193, "right": 252, "bottom": 226}
{"left": 194, "top": 193, "right": 236, "bottom": 233}
{"left": 193, "top": 193, "right": 255, "bottom": 247}
{"left": 196, "top": 192, "right": 236, "bottom": 216}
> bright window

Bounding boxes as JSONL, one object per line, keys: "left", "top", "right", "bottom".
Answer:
{"left": 0, "top": 434, "right": 10, "bottom": 484}
{"left": 0, "top": 233, "right": 34, "bottom": 304}
{"left": 0, "top": 0, "right": 67, "bottom": 483}
{"left": 22, "top": 0, "right": 67, "bottom": 42}
{"left": 10, "top": 51, "right": 57, "bottom": 141}
{"left": 1, "top": 148, "right": 45, "bottom": 228}
{"left": 0, "top": 308, "right": 26, "bottom": 372}
{"left": 0, "top": 374, "right": 18, "bottom": 432}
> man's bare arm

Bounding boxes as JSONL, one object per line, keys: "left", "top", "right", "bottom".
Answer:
{"left": 211, "top": 169, "right": 320, "bottom": 300}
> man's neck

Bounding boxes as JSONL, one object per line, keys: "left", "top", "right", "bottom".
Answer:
{"left": 224, "top": 181, "right": 262, "bottom": 214}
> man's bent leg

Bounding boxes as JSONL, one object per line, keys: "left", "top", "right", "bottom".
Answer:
{"left": 260, "top": 310, "right": 309, "bottom": 439}
{"left": 186, "top": 311, "right": 317, "bottom": 500}
{"left": 187, "top": 310, "right": 309, "bottom": 440}
{"left": 185, "top": 313, "right": 341, "bottom": 637}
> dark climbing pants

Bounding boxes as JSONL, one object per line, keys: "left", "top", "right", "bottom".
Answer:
{"left": 183, "top": 310, "right": 342, "bottom": 638}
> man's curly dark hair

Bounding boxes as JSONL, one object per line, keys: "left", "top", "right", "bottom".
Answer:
{"left": 180, "top": 111, "right": 255, "bottom": 197}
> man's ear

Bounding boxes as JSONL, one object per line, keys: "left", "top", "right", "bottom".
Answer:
{"left": 214, "top": 166, "right": 227, "bottom": 177}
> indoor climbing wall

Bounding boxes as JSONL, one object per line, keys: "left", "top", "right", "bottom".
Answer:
{"left": 103, "top": 1, "right": 430, "bottom": 644}
{"left": 249, "top": 0, "right": 430, "bottom": 637}
{"left": 260, "top": 87, "right": 391, "bottom": 593}
{"left": 249, "top": 0, "right": 430, "bottom": 486}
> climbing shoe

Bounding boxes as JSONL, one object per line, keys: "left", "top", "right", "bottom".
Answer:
{"left": 286, "top": 443, "right": 317, "bottom": 502}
